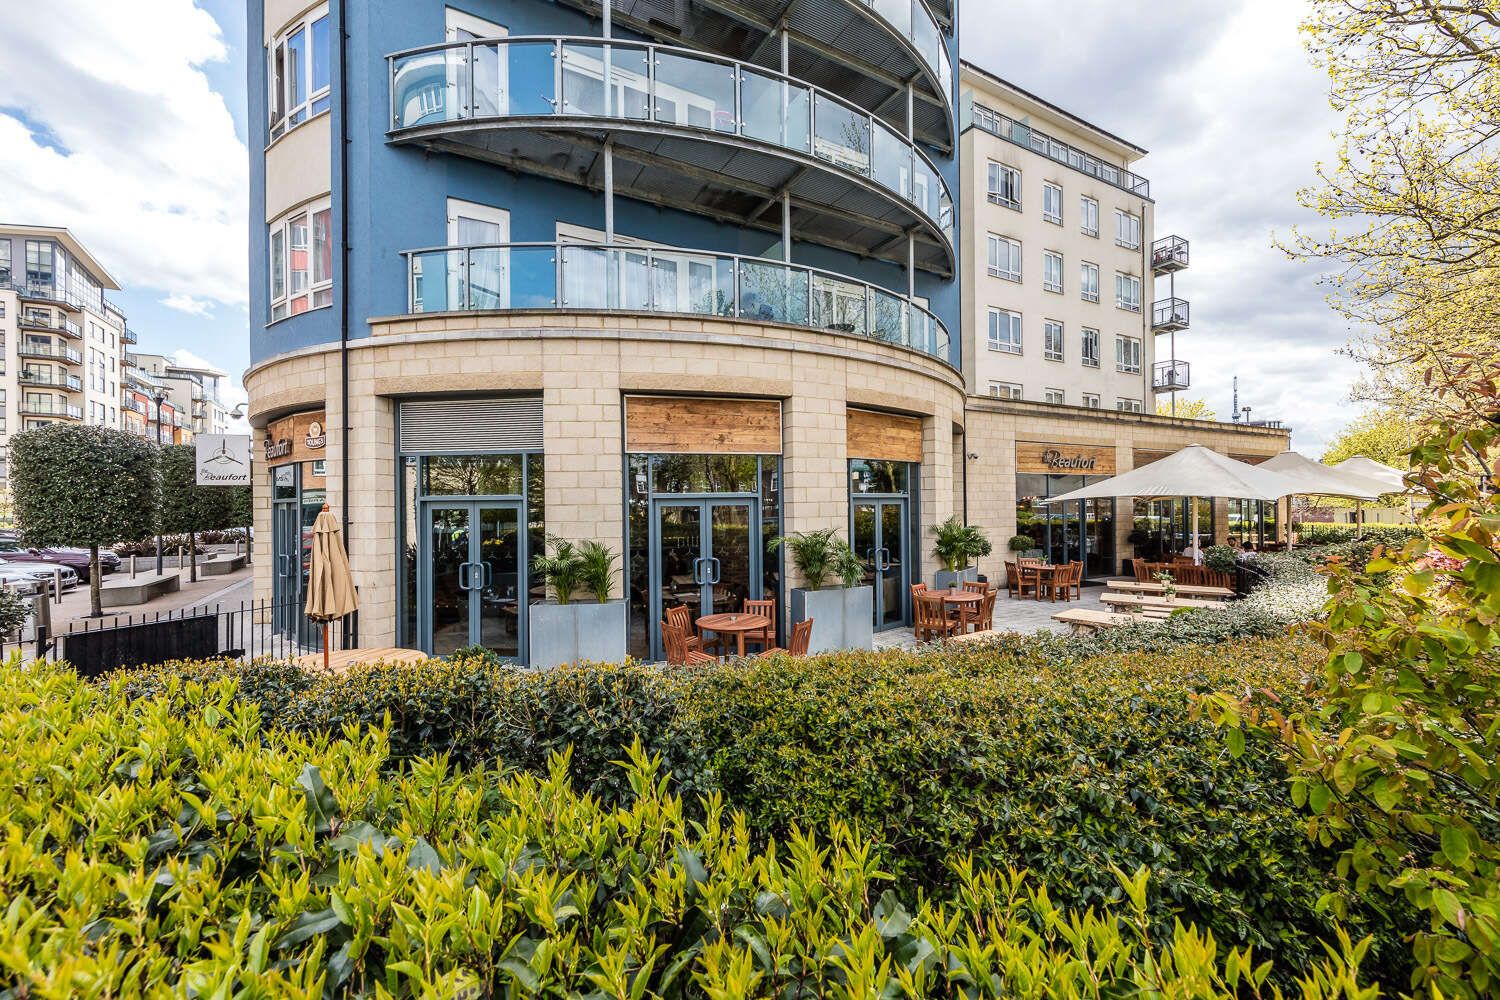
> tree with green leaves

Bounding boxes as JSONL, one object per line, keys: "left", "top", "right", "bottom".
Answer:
{"left": 159, "top": 445, "right": 248, "bottom": 583}
{"left": 10, "top": 425, "right": 160, "bottom": 617}
{"left": 1156, "top": 397, "right": 1216, "bottom": 420}
{"left": 1321, "top": 408, "right": 1417, "bottom": 469}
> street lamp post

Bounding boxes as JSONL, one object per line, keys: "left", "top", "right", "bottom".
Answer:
{"left": 153, "top": 392, "right": 167, "bottom": 576}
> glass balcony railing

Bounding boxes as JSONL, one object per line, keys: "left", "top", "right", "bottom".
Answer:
{"left": 18, "top": 312, "right": 81, "bottom": 338}
{"left": 403, "top": 242, "right": 952, "bottom": 365}
{"left": 0, "top": 275, "right": 87, "bottom": 312}
{"left": 971, "top": 102, "right": 1150, "bottom": 198}
{"left": 18, "top": 370, "right": 82, "bottom": 392}
{"left": 389, "top": 37, "right": 954, "bottom": 244}
{"left": 864, "top": 0, "right": 951, "bottom": 96}
{"left": 17, "top": 343, "right": 82, "bottom": 365}
{"left": 19, "top": 401, "right": 83, "bottom": 420}
{"left": 122, "top": 397, "right": 147, "bottom": 414}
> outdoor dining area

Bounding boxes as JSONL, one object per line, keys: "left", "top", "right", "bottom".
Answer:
{"left": 659, "top": 600, "right": 815, "bottom": 665}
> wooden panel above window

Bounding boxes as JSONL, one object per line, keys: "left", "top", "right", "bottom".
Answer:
{"left": 846, "top": 408, "right": 924, "bottom": 463}
{"left": 625, "top": 396, "right": 782, "bottom": 454}
{"left": 1018, "top": 441, "right": 1117, "bottom": 476}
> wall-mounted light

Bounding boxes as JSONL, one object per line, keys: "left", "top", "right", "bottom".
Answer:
{"left": 966, "top": 452, "right": 980, "bottom": 461}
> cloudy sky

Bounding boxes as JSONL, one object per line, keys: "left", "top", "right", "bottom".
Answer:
{"left": 0, "top": 0, "right": 1362, "bottom": 453}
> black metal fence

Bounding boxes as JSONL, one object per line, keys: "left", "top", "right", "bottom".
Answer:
{"left": 2, "top": 594, "right": 359, "bottom": 679}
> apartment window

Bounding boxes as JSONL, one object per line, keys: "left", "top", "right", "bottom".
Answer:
{"left": 1116, "top": 397, "right": 1144, "bottom": 413}
{"left": 1045, "top": 388, "right": 1066, "bottom": 405}
{"left": 1115, "top": 272, "right": 1142, "bottom": 312}
{"left": 1043, "top": 182, "right": 1063, "bottom": 224}
{"left": 987, "top": 234, "right": 1021, "bottom": 282}
{"left": 1115, "top": 210, "right": 1142, "bottom": 249}
{"left": 1081, "top": 327, "right": 1100, "bottom": 368}
{"left": 987, "top": 308, "right": 1022, "bottom": 354}
{"left": 1043, "top": 319, "right": 1064, "bottom": 361}
{"left": 1042, "top": 251, "right": 1063, "bottom": 293}
{"left": 269, "top": 200, "right": 333, "bottom": 321}
{"left": 1080, "top": 261, "right": 1100, "bottom": 302}
{"left": 989, "top": 381, "right": 1023, "bottom": 400}
{"left": 988, "top": 162, "right": 1021, "bottom": 210}
{"left": 1116, "top": 335, "right": 1142, "bottom": 374}
{"left": 25, "top": 241, "right": 53, "bottom": 288}
{"left": 1082, "top": 392, "right": 1100, "bottom": 408}
{"left": 268, "top": 6, "right": 332, "bottom": 140}
{"left": 0, "top": 242, "right": 9, "bottom": 285}
{"left": 1080, "top": 196, "right": 1099, "bottom": 237}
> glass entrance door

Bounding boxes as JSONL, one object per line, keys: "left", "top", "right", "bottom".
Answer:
{"left": 271, "top": 499, "right": 301, "bottom": 635}
{"left": 852, "top": 499, "right": 909, "bottom": 630}
{"left": 651, "top": 499, "right": 757, "bottom": 659}
{"left": 422, "top": 502, "right": 524, "bottom": 659}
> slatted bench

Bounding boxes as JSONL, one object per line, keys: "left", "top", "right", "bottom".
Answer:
{"left": 1051, "top": 608, "right": 1140, "bottom": 635}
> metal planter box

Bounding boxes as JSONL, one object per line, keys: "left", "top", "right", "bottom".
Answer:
{"left": 790, "top": 585, "right": 873, "bottom": 655}
{"left": 933, "top": 566, "right": 978, "bottom": 590}
{"left": 529, "top": 600, "right": 627, "bottom": 668}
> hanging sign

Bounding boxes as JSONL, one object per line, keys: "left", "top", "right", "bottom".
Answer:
{"left": 196, "top": 434, "right": 252, "bottom": 485}
{"left": 263, "top": 410, "right": 327, "bottom": 466}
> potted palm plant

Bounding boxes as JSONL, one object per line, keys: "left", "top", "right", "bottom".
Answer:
{"left": 529, "top": 536, "right": 626, "bottom": 668}
{"left": 930, "top": 516, "right": 992, "bottom": 589}
{"left": 772, "top": 528, "right": 873, "bottom": 654}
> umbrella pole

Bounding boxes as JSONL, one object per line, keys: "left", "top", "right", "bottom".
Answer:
{"left": 1191, "top": 499, "right": 1201, "bottom": 564}
{"left": 1356, "top": 500, "right": 1364, "bottom": 541}
{"left": 323, "top": 622, "right": 330, "bottom": 671}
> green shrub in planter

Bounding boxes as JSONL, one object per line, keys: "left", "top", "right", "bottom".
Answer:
{"left": 1204, "top": 544, "right": 1239, "bottom": 574}
{"left": 1007, "top": 534, "right": 1035, "bottom": 553}
{"left": 3, "top": 657, "right": 1381, "bottom": 996}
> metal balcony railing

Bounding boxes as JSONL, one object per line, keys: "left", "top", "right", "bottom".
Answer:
{"left": 17, "top": 370, "right": 82, "bottom": 392}
{"left": 970, "top": 103, "right": 1150, "bottom": 197}
{"left": 1151, "top": 235, "right": 1189, "bottom": 273}
{"left": 403, "top": 241, "right": 952, "bottom": 365}
{"left": 0, "top": 276, "right": 87, "bottom": 312}
{"left": 18, "top": 312, "right": 81, "bottom": 338}
{"left": 1152, "top": 297, "right": 1190, "bottom": 332}
{"left": 121, "top": 396, "right": 146, "bottom": 414}
{"left": 388, "top": 37, "right": 955, "bottom": 270}
{"left": 19, "top": 401, "right": 83, "bottom": 420}
{"left": 1153, "top": 360, "right": 1191, "bottom": 393}
{"left": 122, "top": 327, "right": 138, "bottom": 345}
{"left": 16, "top": 343, "right": 82, "bottom": 364}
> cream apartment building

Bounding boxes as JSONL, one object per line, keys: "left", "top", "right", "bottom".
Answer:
{"left": 960, "top": 64, "right": 1167, "bottom": 413}
{"left": 0, "top": 225, "right": 131, "bottom": 482}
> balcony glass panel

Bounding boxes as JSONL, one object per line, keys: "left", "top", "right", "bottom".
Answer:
{"left": 562, "top": 43, "right": 608, "bottom": 116}
{"left": 649, "top": 249, "right": 735, "bottom": 316}
{"left": 652, "top": 51, "right": 736, "bottom": 133}
{"left": 409, "top": 250, "right": 465, "bottom": 312}
{"left": 391, "top": 49, "right": 455, "bottom": 127}
{"left": 739, "top": 260, "right": 810, "bottom": 327}
{"left": 812, "top": 274, "right": 868, "bottom": 337}
{"left": 871, "top": 0, "right": 912, "bottom": 37}
{"left": 507, "top": 40, "right": 559, "bottom": 117}
{"left": 561, "top": 244, "right": 610, "bottom": 309}
{"left": 508, "top": 246, "right": 559, "bottom": 308}
{"left": 870, "top": 121, "right": 910, "bottom": 200}
{"left": 870, "top": 289, "right": 908, "bottom": 346}
{"left": 813, "top": 94, "right": 870, "bottom": 175}
{"left": 470, "top": 42, "right": 502, "bottom": 118}
{"left": 611, "top": 46, "right": 651, "bottom": 120}
{"left": 740, "top": 69, "right": 810, "bottom": 152}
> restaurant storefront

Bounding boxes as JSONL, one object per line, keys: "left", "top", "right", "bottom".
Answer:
{"left": 1013, "top": 441, "right": 1116, "bottom": 581}
{"left": 847, "top": 408, "right": 922, "bottom": 632}
{"left": 266, "top": 410, "right": 327, "bottom": 645}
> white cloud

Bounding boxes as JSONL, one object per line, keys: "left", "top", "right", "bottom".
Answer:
{"left": 161, "top": 293, "right": 217, "bottom": 317}
{"left": 0, "top": 0, "right": 247, "bottom": 306}
{"left": 963, "top": 0, "right": 1363, "bottom": 456}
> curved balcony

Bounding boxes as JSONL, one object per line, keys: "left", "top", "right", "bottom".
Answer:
{"left": 553, "top": 0, "right": 953, "bottom": 149}
{"left": 388, "top": 37, "right": 955, "bottom": 276}
{"left": 403, "top": 241, "right": 951, "bottom": 365}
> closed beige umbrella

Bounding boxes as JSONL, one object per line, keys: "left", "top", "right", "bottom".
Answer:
{"left": 304, "top": 503, "right": 359, "bottom": 670}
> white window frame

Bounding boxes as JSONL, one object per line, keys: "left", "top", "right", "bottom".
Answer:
{"left": 1116, "top": 335, "right": 1142, "bottom": 374}
{"left": 1042, "top": 182, "right": 1063, "bottom": 225}
{"left": 268, "top": 5, "right": 332, "bottom": 141}
{"left": 989, "top": 381, "right": 1023, "bottom": 400}
{"left": 1043, "top": 319, "right": 1064, "bottom": 362}
{"left": 1080, "top": 261, "right": 1100, "bottom": 303}
{"left": 1082, "top": 392, "right": 1100, "bottom": 408}
{"left": 1080, "top": 196, "right": 1099, "bottom": 237}
{"left": 1115, "top": 272, "right": 1141, "bottom": 313}
{"left": 987, "top": 162, "right": 1021, "bottom": 210}
{"left": 1116, "top": 397, "right": 1143, "bottom": 413}
{"left": 1114, "top": 209, "right": 1141, "bottom": 250}
{"left": 1042, "top": 251, "right": 1063, "bottom": 293}
{"left": 268, "top": 198, "right": 333, "bottom": 322}
{"left": 1081, "top": 327, "right": 1100, "bottom": 368}
{"left": 987, "top": 308, "right": 1022, "bottom": 354}
{"left": 1044, "top": 388, "right": 1065, "bottom": 405}
{"left": 987, "top": 234, "right": 1021, "bottom": 282}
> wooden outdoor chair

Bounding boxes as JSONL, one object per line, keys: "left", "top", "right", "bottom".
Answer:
{"left": 742, "top": 598, "right": 776, "bottom": 652}
{"left": 914, "top": 592, "right": 959, "bottom": 642}
{"left": 1059, "top": 561, "right": 1083, "bottom": 602}
{"left": 664, "top": 605, "right": 703, "bottom": 654}
{"left": 760, "top": 618, "right": 813, "bottom": 658}
{"left": 910, "top": 582, "right": 928, "bottom": 602}
{"left": 1003, "top": 561, "right": 1030, "bottom": 600}
{"left": 959, "top": 590, "right": 996, "bottom": 633}
{"left": 961, "top": 580, "right": 988, "bottom": 594}
{"left": 662, "top": 621, "right": 714, "bottom": 666}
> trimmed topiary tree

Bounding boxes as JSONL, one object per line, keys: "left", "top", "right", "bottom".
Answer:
{"left": 159, "top": 445, "right": 247, "bottom": 583}
{"left": 10, "top": 425, "right": 160, "bottom": 617}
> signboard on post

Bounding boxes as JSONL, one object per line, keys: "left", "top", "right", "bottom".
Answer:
{"left": 196, "top": 434, "right": 252, "bottom": 485}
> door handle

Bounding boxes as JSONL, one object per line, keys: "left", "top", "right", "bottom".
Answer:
{"left": 877, "top": 548, "right": 891, "bottom": 572}
{"left": 459, "top": 562, "right": 474, "bottom": 591}
{"left": 708, "top": 558, "right": 721, "bottom": 585}
{"left": 691, "top": 557, "right": 706, "bottom": 586}
{"left": 481, "top": 562, "right": 493, "bottom": 590}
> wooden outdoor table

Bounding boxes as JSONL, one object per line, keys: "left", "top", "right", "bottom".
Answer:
{"left": 1109, "top": 581, "right": 1233, "bottom": 599}
{"left": 1100, "top": 593, "right": 1221, "bottom": 611}
{"left": 695, "top": 613, "right": 771, "bottom": 657}
{"left": 1020, "top": 564, "right": 1062, "bottom": 601}
{"left": 933, "top": 588, "right": 983, "bottom": 608}
{"left": 293, "top": 646, "right": 429, "bottom": 673}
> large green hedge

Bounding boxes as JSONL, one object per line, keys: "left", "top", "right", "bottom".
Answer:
{"left": 3, "top": 656, "right": 1382, "bottom": 996}
{"left": 119, "top": 634, "right": 1414, "bottom": 983}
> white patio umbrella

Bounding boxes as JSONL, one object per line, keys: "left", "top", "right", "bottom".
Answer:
{"left": 1036, "top": 444, "right": 1302, "bottom": 563}
{"left": 1261, "top": 450, "right": 1388, "bottom": 542}
{"left": 1334, "top": 455, "right": 1408, "bottom": 493}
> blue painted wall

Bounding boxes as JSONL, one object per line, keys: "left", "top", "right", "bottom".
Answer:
{"left": 249, "top": 0, "right": 961, "bottom": 368}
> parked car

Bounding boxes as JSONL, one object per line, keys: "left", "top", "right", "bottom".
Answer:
{"left": 0, "top": 542, "right": 117, "bottom": 582}
{"left": 2, "top": 562, "right": 79, "bottom": 592}
{"left": 0, "top": 569, "right": 42, "bottom": 597}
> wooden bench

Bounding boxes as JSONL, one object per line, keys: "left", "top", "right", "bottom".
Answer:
{"left": 1100, "top": 593, "right": 1220, "bottom": 612}
{"left": 99, "top": 572, "right": 181, "bottom": 609}
{"left": 1051, "top": 608, "right": 1139, "bottom": 635}
{"left": 1107, "top": 580, "right": 1232, "bottom": 600}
